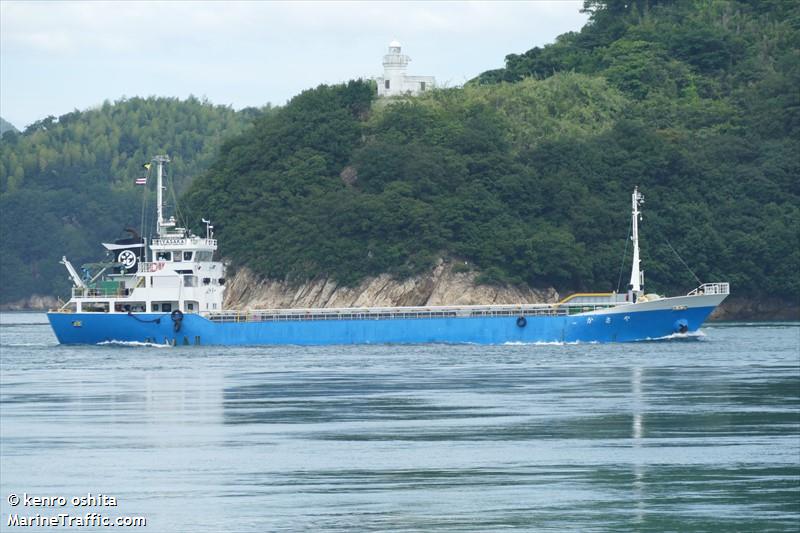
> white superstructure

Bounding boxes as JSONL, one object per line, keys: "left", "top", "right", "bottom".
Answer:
{"left": 376, "top": 40, "right": 436, "bottom": 97}
{"left": 59, "top": 155, "right": 226, "bottom": 315}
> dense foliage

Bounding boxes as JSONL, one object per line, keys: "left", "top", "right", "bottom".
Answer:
{"left": 187, "top": 0, "right": 798, "bottom": 301}
{"left": 0, "top": 117, "right": 17, "bottom": 135}
{"left": 0, "top": 97, "right": 254, "bottom": 303}
{"left": 3, "top": 0, "right": 797, "bottom": 306}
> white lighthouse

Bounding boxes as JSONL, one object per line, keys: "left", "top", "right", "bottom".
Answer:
{"left": 376, "top": 40, "right": 436, "bottom": 97}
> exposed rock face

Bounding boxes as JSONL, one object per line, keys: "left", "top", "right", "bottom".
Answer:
{"left": 0, "top": 294, "right": 60, "bottom": 311}
{"left": 339, "top": 165, "right": 358, "bottom": 186}
{"left": 224, "top": 260, "right": 559, "bottom": 309}
{"left": 4, "top": 266, "right": 795, "bottom": 322}
{"left": 224, "top": 263, "right": 800, "bottom": 320}
{"left": 711, "top": 296, "right": 799, "bottom": 321}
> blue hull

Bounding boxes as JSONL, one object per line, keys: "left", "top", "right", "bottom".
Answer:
{"left": 47, "top": 304, "right": 717, "bottom": 345}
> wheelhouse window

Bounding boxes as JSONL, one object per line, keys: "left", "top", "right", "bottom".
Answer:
{"left": 117, "top": 302, "right": 145, "bottom": 313}
{"left": 183, "top": 251, "right": 193, "bottom": 261}
{"left": 156, "top": 251, "right": 172, "bottom": 261}
{"left": 174, "top": 251, "right": 182, "bottom": 262}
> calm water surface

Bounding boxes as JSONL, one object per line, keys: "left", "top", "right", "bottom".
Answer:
{"left": 1, "top": 313, "right": 798, "bottom": 532}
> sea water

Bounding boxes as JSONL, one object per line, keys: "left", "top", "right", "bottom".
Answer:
{"left": 1, "top": 313, "right": 798, "bottom": 531}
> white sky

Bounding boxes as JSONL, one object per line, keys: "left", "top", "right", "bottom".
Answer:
{"left": 0, "top": 1, "right": 588, "bottom": 130}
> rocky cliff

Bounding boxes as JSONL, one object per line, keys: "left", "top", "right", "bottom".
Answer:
{"left": 223, "top": 260, "right": 559, "bottom": 309}
{"left": 708, "top": 296, "right": 799, "bottom": 321}
{"left": 4, "top": 261, "right": 796, "bottom": 321}
{"left": 0, "top": 294, "right": 60, "bottom": 311}
{"left": 223, "top": 262, "right": 799, "bottom": 321}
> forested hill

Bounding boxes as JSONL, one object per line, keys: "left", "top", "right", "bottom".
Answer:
{"left": 2, "top": 1, "right": 797, "bottom": 309}
{"left": 0, "top": 97, "right": 256, "bottom": 304}
{"left": 0, "top": 117, "right": 17, "bottom": 135}
{"left": 186, "top": 0, "right": 798, "bottom": 305}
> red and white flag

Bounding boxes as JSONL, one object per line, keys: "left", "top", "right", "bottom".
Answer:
{"left": 135, "top": 176, "right": 147, "bottom": 185}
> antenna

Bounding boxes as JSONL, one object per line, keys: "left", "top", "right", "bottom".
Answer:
{"left": 202, "top": 218, "right": 213, "bottom": 240}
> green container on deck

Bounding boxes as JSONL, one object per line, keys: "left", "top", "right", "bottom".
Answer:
{"left": 100, "top": 280, "right": 121, "bottom": 294}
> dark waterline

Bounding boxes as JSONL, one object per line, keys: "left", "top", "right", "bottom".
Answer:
{"left": 1, "top": 313, "right": 798, "bottom": 531}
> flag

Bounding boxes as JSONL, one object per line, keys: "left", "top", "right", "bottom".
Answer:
{"left": 142, "top": 163, "right": 151, "bottom": 170}
{"left": 135, "top": 176, "right": 147, "bottom": 185}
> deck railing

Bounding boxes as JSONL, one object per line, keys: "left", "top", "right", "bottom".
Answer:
{"left": 71, "top": 287, "right": 131, "bottom": 298}
{"left": 206, "top": 303, "right": 620, "bottom": 323}
{"left": 688, "top": 282, "right": 730, "bottom": 296}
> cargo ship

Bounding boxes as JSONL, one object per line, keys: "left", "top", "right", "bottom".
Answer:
{"left": 47, "top": 155, "right": 729, "bottom": 345}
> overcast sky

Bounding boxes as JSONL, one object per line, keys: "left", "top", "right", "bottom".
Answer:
{"left": 1, "top": 1, "right": 588, "bottom": 130}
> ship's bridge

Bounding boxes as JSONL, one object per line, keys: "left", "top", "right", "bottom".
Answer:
{"left": 149, "top": 223, "right": 217, "bottom": 260}
{"left": 150, "top": 235, "right": 217, "bottom": 257}
{"left": 144, "top": 234, "right": 218, "bottom": 270}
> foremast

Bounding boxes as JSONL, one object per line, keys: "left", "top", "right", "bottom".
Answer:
{"left": 629, "top": 187, "right": 644, "bottom": 300}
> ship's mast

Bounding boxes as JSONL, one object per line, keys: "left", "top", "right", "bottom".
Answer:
{"left": 629, "top": 186, "right": 644, "bottom": 295}
{"left": 153, "top": 155, "right": 170, "bottom": 236}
